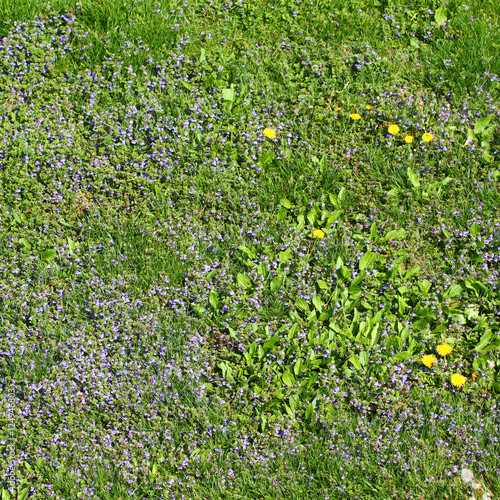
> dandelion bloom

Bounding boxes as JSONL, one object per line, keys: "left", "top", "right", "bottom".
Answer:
{"left": 421, "top": 354, "right": 436, "bottom": 368}
{"left": 388, "top": 124, "right": 400, "bottom": 135}
{"left": 366, "top": 104, "right": 372, "bottom": 110}
{"left": 263, "top": 128, "right": 277, "bottom": 139}
{"left": 422, "top": 132, "right": 434, "bottom": 142}
{"left": 404, "top": 135, "right": 414, "bottom": 143}
{"left": 451, "top": 373, "right": 466, "bottom": 388}
{"left": 436, "top": 343, "right": 452, "bottom": 356}
{"left": 461, "top": 468, "right": 474, "bottom": 483}
{"left": 313, "top": 229, "right": 325, "bottom": 238}
{"left": 350, "top": 113, "right": 361, "bottom": 120}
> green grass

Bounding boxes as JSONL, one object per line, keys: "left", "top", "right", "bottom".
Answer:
{"left": 0, "top": 0, "right": 500, "bottom": 499}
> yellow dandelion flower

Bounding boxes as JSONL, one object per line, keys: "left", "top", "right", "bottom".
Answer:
{"left": 263, "top": 128, "right": 277, "bottom": 139}
{"left": 436, "top": 343, "right": 452, "bottom": 357}
{"left": 313, "top": 229, "right": 325, "bottom": 239}
{"left": 336, "top": 107, "right": 343, "bottom": 111}
{"left": 422, "top": 132, "right": 434, "bottom": 142}
{"left": 388, "top": 124, "right": 400, "bottom": 135}
{"left": 350, "top": 113, "right": 361, "bottom": 120}
{"left": 366, "top": 104, "right": 372, "bottom": 110}
{"left": 451, "top": 373, "right": 466, "bottom": 388}
{"left": 404, "top": 135, "right": 414, "bottom": 143}
{"left": 421, "top": 354, "right": 436, "bottom": 368}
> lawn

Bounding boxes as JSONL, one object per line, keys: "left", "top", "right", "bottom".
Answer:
{"left": 0, "top": 0, "right": 499, "bottom": 498}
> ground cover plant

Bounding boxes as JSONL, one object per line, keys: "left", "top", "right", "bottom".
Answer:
{"left": 0, "top": 0, "right": 500, "bottom": 498}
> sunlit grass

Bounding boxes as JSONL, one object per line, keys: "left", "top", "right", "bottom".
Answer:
{"left": 0, "top": 0, "right": 499, "bottom": 499}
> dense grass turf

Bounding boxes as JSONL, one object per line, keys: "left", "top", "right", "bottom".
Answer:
{"left": 1, "top": 0, "right": 500, "bottom": 498}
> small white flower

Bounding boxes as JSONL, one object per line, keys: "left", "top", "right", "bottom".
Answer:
{"left": 461, "top": 468, "right": 474, "bottom": 483}
{"left": 487, "top": 360, "right": 495, "bottom": 370}
{"left": 482, "top": 492, "right": 492, "bottom": 500}
{"left": 472, "top": 479, "right": 482, "bottom": 490}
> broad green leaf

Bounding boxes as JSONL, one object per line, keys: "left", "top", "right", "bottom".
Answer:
{"left": 318, "top": 309, "right": 333, "bottom": 321}
{"left": 407, "top": 167, "right": 420, "bottom": 188}
{"left": 237, "top": 273, "right": 252, "bottom": 289}
{"left": 182, "top": 81, "right": 195, "bottom": 91}
{"left": 282, "top": 372, "right": 296, "bottom": 387}
{"left": 329, "top": 192, "right": 339, "bottom": 208}
{"left": 394, "top": 351, "right": 411, "bottom": 361}
{"left": 277, "top": 207, "right": 288, "bottom": 221}
{"left": 280, "top": 198, "right": 293, "bottom": 209}
{"left": 19, "top": 238, "right": 31, "bottom": 251}
{"left": 18, "top": 487, "right": 30, "bottom": 500}
{"left": 284, "top": 403, "right": 295, "bottom": 420}
{"left": 359, "top": 250, "right": 377, "bottom": 271}
{"left": 258, "top": 151, "right": 275, "bottom": 165}
{"left": 258, "top": 345, "right": 265, "bottom": 360}
{"left": 370, "top": 324, "right": 380, "bottom": 348}
{"left": 307, "top": 208, "right": 317, "bottom": 226}
{"left": 348, "top": 354, "right": 362, "bottom": 371}
{"left": 209, "top": 290, "right": 220, "bottom": 311}
{"left": 305, "top": 372, "right": 318, "bottom": 390}
{"left": 222, "top": 86, "right": 235, "bottom": 101}
{"left": 305, "top": 402, "right": 314, "bottom": 421}
{"left": 469, "top": 222, "right": 481, "bottom": 237}
{"left": 474, "top": 114, "right": 494, "bottom": 135}
{"left": 312, "top": 293, "right": 323, "bottom": 312}
{"left": 270, "top": 276, "right": 283, "bottom": 292}
{"left": 475, "top": 330, "right": 493, "bottom": 353}
{"left": 442, "top": 228, "right": 452, "bottom": 240}
{"left": 41, "top": 248, "right": 56, "bottom": 261}
{"left": 248, "top": 341, "right": 257, "bottom": 357}
{"left": 434, "top": 5, "right": 449, "bottom": 24}
{"left": 418, "top": 280, "right": 432, "bottom": 295}
{"left": 295, "top": 298, "right": 309, "bottom": 313}
{"left": 279, "top": 247, "right": 291, "bottom": 263}
{"left": 483, "top": 340, "right": 500, "bottom": 354}
{"left": 359, "top": 350, "right": 369, "bottom": 367}
{"left": 404, "top": 265, "right": 421, "bottom": 281}
{"left": 382, "top": 228, "right": 407, "bottom": 242}
{"left": 67, "top": 237, "right": 77, "bottom": 254}
{"left": 289, "top": 394, "right": 299, "bottom": 413}
{"left": 464, "top": 278, "right": 488, "bottom": 296}
{"left": 263, "top": 333, "right": 279, "bottom": 351}
{"left": 317, "top": 280, "right": 330, "bottom": 290}
{"left": 239, "top": 245, "right": 256, "bottom": 259}
{"left": 13, "top": 211, "right": 24, "bottom": 224}
{"left": 288, "top": 324, "right": 299, "bottom": 340}
{"left": 397, "top": 295, "right": 407, "bottom": 316}
{"left": 348, "top": 270, "right": 366, "bottom": 298}
{"left": 327, "top": 210, "right": 342, "bottom": 226}
{"left": 399, "top": 325, "right": 410, "bottom": 342}
{"left": 294, "top": 358, "right": 303, "bottom": 376}
{"left": 443, "top": 283, "right": 463, "bottom": 299}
